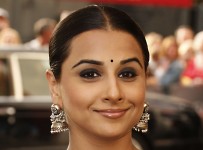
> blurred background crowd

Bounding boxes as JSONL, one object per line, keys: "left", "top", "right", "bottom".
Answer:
{"left": 0, "top": 6, "right": 57, "bottom": 50}
{"left": 146, "top": 26, "right": 203, "bottom": 92}
{"left": 0, "top": 0, "right": 203, "bottom": 95}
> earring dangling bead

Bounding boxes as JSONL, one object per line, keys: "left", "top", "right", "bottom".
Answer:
{"left": 133, "top": 103, "right": 150, "bottom": 133}
{"left": 50, "top": 104, "right": 69, "bottom": 134}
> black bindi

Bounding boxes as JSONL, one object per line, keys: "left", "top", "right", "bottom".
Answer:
{"left": 110, "top": 59, "right": 113, "bottom": 62}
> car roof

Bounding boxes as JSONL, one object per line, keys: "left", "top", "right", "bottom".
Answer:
{"left": 0, "top": 45, "right": 48, "bottom": 53}
{"left": 146, "top": 91, "right": 194, "bottom": 111}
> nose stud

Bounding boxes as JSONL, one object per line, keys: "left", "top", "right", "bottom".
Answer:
{"left": 110, "top": 59, "right": 113, "bottom": 62}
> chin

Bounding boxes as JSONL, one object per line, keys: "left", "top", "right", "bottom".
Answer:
{"left": 95, "top": 125, "right": 131, "bottom": 140}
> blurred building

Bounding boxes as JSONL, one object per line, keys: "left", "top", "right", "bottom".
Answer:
{"left": 0, "top": 0, "right": 203, "bottom": 42}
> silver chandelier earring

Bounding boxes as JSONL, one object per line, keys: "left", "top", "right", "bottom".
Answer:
{"left": 50, "top": 104, "right": 69, "bottom": 134}
{"left": 133, "top": 103, "right": 150, "bottom": 133}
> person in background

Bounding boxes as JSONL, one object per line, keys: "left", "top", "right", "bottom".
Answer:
{"left": 0, "top": 8, "right": 22, "bottom": 47}
{"left": 155, "top": 36, "right": 183, "bottom": 93}
{"left": 24, "top": 18, "right": 56, "bottom": 50}
{"left": 192, "top": 31, "right": 203, "bottom": 84}
{"left": 59, "top": 10, "right": 73, "bottom": 21}
{"left": 0, "top": 27, "right": 21, "bottom": 46}
{"left": 175, "top": 25, "right": 194, "bottom": 46}
{"left": 145, "top": 32, "right": 163, "bottom": 86}
{"left": 46, "top": 5, "right": 150, "bottom": 150}
{"left": 0, "top": 8, "right": 10, "bottom": 32}
{"left": 178, "top": 40, "right": 196, "bottom": 86}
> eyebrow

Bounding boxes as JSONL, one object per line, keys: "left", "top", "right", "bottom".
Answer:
{"left": 72, "top": 57, "right": 143, "bottom": 69}
{"left": 120, "top": 57, "right": 143, "bottom": 68}
{"left": 72, "top": 59, "right": 103, "bottom": 68}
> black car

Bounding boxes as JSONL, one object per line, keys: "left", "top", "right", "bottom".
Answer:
{"left": 0, "top": 49, "right": 202, "bottom": 150}
{"left": 133, "top": 92, "right": 202, "bottom": 150}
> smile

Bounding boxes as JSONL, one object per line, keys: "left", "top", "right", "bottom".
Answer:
{"left": 94, "top": 108, "right": 129, "bottom": 119}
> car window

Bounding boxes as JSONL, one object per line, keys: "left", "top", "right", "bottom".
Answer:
{"left": 0, "top": 58, "right": 10, "bottom": 96}
{"left": 19, "top": 58, "right": 50, "bottom": 96}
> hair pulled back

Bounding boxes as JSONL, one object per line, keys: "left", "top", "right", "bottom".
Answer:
{"left": 49, "top": 5, "right": 149, "bottom": 80}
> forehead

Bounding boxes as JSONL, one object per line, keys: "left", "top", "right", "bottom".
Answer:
{"left": 68, "top": 29, "right": 143, "bottom": 61}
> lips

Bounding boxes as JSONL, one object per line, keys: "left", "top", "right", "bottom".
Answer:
{"left": 94, "top": 108, "right": 129, "bottom": 119}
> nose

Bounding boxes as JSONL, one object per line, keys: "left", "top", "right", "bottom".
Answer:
{"left": 103, "top": 77, "right": 124, "bottom": 102}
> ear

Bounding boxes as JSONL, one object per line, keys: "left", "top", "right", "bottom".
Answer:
{"left": 46, "top": 69, "right": 63, "bottom": 107}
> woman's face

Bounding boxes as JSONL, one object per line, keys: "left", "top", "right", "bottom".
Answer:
{"left": 166, "top": 41, "right": 178, "bottom": 61}
{"left": 49, "top": 29, "right": 146, "bottom": 139}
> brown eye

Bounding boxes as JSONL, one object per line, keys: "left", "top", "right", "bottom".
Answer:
{"left": 80, "top": 69, "right": 101, "bottom": 79}
{"left": 118, "top": 68, "right": 137, "bottom": 80}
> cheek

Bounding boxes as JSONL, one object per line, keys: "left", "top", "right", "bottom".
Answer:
{"left": 129, "top": 86, "right": 145, "bottom": 108}
{"left": 60, "top": 83, "right": 85, "bottom": 110}
{"left": 125, "top": 78, "right": 146, "bottom": 112}
{"left": 59, "top": 79, "right": 98, "bottom": 113}
{"left": 127, "top": 77, "right": 146, "bottom": 100}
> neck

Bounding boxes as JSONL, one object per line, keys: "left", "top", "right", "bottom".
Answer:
{"left": 67, "top": 130, "right": 138, "bottom": 150}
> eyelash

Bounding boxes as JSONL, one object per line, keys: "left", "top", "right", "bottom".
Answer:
{"left": 79, "top": 69, "right": 101, "bottom": 79}
{"left": 79, "top": 68, "right": 137, "bottom": 81}
{"left": 118, "top": 68, "right": 137, "bottom": 80}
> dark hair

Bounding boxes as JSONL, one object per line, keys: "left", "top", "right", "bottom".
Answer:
{"left": 49, "top": 5, "right": 149, "bottom": 80}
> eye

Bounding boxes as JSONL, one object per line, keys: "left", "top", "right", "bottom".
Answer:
{"left": 118, "top": 68, "right": 137, "bottom": 80}
{"left": 80, "top": 69, "right": 101, "bottom": 79}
